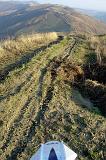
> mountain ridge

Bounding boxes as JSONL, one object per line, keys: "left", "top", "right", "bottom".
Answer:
{"left": 0, "top": 2, "right": 106, "bottom": 38}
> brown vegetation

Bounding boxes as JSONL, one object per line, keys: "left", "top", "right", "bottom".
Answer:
{"left": 88, "top": 36, "right": 106, "bottom": 64}
{"left": 0, "top": 32, "right": 58, "bottom": 71}
{"left": 58, "top": 62, "right": 84, "bottom": 83}
{"left": 0, "top": 33, "right": 58, "bottom": 65}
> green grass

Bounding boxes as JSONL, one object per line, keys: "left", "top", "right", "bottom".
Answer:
{"left": 0, "top": 34, "right": 106, "bottom": 160}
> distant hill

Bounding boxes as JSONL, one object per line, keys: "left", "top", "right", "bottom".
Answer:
{"left": 0, "top": 2, "right": 106, "bottom": 38}
{"left": 76, "top": 8, "right": 106, "bottom": 23}
{"left": 92, "top": 12, "right": 106, "bottom": 23}
{"left": 0, "top": 0, "right": 38, "bottom": 15}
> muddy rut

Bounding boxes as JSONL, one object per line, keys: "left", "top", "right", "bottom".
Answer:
{"left": 0, "top": 36, "right": 79, "bottom": 159}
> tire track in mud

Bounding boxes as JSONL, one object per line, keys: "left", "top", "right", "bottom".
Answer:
{"left": 0, "top": 37, "right": 66, "bottom": 152}
{"left": 6, "top": 58, "right": 61, "bottom": 160}
{"left": 1, "top": 58, "right": 62, "bottom": 152}
{"left": 36, "top": 37, "right": 77, "bottom": 100}
{"left": 1, "top": 72, "right": 40, "bottom": 147}
{"left": 1, "top": 96, "right": 34, "bottom": 151}
{"left": 4, "top": 37, "right": 78, "bottom": 160}
{"left": 36, "top": 62, "right": 51, "bottom": 99}
{"left": 1, "top": 56, "right": 59, "bottom": 153}
{"left": 0, "top": 36, "right": 63, "bottom": 82}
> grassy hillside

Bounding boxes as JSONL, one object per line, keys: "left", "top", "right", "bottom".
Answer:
{"left": 0, "top": 33, "right": 106, "bottom": 160}
{"left": 0, "top": 3, "right": 106, "bottom": 38}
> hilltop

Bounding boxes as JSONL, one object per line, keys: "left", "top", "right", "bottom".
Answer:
{"left": 0, "top": 2, "right": 106, "bottom": 38}
{"left": 0, "top": 33, "right": 106, "bottom": 160}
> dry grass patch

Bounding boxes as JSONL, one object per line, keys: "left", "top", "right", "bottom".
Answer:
{"left": 0, "top": 32, "right": 58, "bottom": 70}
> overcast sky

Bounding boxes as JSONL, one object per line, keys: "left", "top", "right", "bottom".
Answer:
{"left": 38, "top": 0, "right": 106, "bottom": 11}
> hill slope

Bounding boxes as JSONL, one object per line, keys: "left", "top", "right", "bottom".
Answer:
{"left": 0, "top": 3, "right": 106, "bottom": 38}
{"left": 76, "top": 8, "right": 106, "bottom": 23}
{"left": 0, "top": 33, "right": 106, "bottom": 160}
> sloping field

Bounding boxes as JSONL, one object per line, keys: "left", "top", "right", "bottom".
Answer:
{"left": 0, "top": 34, "right": 106, "bottom": 160}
